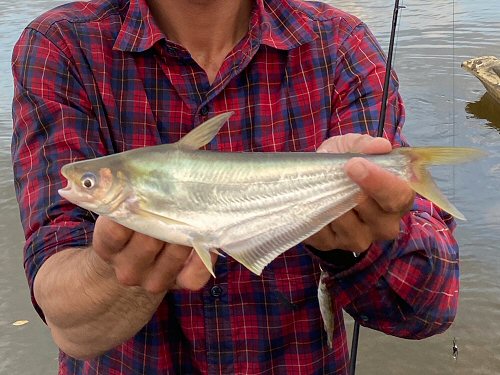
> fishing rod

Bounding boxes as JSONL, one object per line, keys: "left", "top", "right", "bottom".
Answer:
{"left": 348, "top": 1, "right": 404, "bottom": 374}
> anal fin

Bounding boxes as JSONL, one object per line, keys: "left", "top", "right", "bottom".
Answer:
{"left": 221, "top": 184, "right": 362, "bottom": 276}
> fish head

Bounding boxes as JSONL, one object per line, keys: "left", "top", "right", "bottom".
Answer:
{"left": 58, "top": 159, "right": 128, "bottom": 215}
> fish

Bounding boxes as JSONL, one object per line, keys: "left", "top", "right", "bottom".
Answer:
{"left": 462, "top": 56, "right": 500, "bottom": 104}
{"left": 58, "top": 112, "right": 486, "bottom": 277}
{"left": 318, "top": 268, "right": 334, "bottom": 348}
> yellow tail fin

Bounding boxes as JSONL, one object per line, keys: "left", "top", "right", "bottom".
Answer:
{"left": 394, "top": 147, "right": 487, "bottom": 220}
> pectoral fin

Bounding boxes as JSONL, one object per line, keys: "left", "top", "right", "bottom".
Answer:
{"left": 176, "top": 112, "right": 234, "bottom": 150}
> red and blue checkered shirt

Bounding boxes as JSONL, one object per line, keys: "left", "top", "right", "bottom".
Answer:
{"left": 11, "top": 0, "right": 459, "bottom": 373}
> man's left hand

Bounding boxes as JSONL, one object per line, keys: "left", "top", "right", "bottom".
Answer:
{"left": 304, "top": 134, "right": 415, "bottom": 253}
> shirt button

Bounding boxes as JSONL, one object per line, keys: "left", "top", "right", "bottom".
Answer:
{"left": 210, "top": 285, "right": 223, "bottom": 298}
{"left": 200, "top": 105, "right": 209, "bottom": 116}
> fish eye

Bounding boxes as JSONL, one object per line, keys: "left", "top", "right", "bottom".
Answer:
{"left": 80, "top": 172, "right": 97, "bottom": 189}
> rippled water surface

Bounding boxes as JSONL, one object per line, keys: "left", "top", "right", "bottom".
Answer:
{"left": 0, "top": 0, "right": 499, "bottom": 374}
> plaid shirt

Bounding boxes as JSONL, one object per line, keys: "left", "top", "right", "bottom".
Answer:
{"left": 11, "top": 0, "right": 459, "bottom": 374}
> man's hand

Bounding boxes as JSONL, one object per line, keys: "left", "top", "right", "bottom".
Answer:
{"left": 34, "top": 217, "right": 216, "bottom": 359}
{"left": 304, "top": 134, "right": 415, "bottom": 253}
{"left": 92, "top": 216, "right": 216, "bottom": 293}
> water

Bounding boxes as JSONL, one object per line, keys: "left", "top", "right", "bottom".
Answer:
{"left": 334, "top": 1, "right": 500, "bottom": 374}
{"left": 0, "top": 0, "right": 499, "bottom": 374}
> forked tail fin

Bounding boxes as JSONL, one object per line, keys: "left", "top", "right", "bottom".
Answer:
{"left": 395, "top": 147, "right": 487, "bottom": 220}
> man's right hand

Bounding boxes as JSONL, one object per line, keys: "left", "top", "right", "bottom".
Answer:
{"left": 34, "top": 216, "right": 216, "bottom": 360}
{"left": 92, "top": 216, "right": 216, "bottom": 294}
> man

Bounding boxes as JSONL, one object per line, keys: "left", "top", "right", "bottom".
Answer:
{"left": 11, "top": 0, "right": 458, "bottom": 373}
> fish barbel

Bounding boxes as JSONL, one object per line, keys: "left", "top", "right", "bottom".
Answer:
{"left": 59, "top": 112, "right": 485, "bottom": 276}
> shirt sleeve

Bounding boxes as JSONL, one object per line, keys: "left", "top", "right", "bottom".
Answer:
{"left": 322, "top": 22, "right": 458, "bottom": 338}
{"left": 11, "top": 27, "right": 102, "bottom": 319}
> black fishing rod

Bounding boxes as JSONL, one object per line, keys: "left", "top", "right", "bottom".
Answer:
{"left": 377, "top": 0, "right": 404, "bottom": 137}
{"left": 348, "top": 1, "right": 404, "bottom": 374}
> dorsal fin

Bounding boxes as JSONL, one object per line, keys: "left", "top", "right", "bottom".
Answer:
{"left": 176, "top": 112, "right": 234, "bottom": 150}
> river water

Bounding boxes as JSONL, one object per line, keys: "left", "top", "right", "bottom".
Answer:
{"left": 0, "top": 0, "right": 499, "bottom": 374}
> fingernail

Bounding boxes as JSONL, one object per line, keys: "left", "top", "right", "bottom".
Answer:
{"left": 347, "top": 159, "right": 369, "bottom": 181}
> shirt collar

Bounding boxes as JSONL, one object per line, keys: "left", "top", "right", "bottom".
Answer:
{"left": 113, "top": 0, "right": 318, "bottom": 53}
{"left": 113, "top": 0, "right": 164, "bottom": 52}
{"left": 257, "top": 0, "right": 317, "bottom": 50}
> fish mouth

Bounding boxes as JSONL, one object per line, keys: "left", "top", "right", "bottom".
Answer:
{"left": 58, "top": 180, "right": 74, "bottom": 200}
{"left": 58, "top": 180, "right": 96, "bottom": 210}
{"left": 59, "top": 166, "right": 72, "bottom": 199}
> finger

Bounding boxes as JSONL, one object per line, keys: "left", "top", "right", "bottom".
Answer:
{"left": 318, "top": 133, "right": 370, "bottom": 153}
{"left": 317, "top": 133, "right": 392, "bottom": 154}
{"left": 329, "top": 210, "right": 373, "bottom": 252}
{"left": 92, "top": 216, "right": 134, "bottom": 261}
{"left": 141, "top": 244, "right": 189, "bottom": 294}
{"left": 357, "top": 137, "right": 392, "bottom": 155}
{"left": 354, "top": 198, "right": 402, "bottom": 241}
{"left": 303, "top": 225, "right": 337, "bottom": 251}
{"left": 112, "top": 233, "right": 166, "bottom": 286}
{"left": 175, "top": 250, "right": 217, "bottom": 291}
{"left": 345, "top": 157, "right": 415, "bottom": 213}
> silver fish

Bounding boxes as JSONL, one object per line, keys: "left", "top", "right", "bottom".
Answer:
{"left": 318, "top": 269, "right": 334, "bottom": 348}
{"left": 462, "top": 56, "right": 500, "bottom": 103}
{"left": 58, "top": 112, "right": 485, "bottom": 276}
